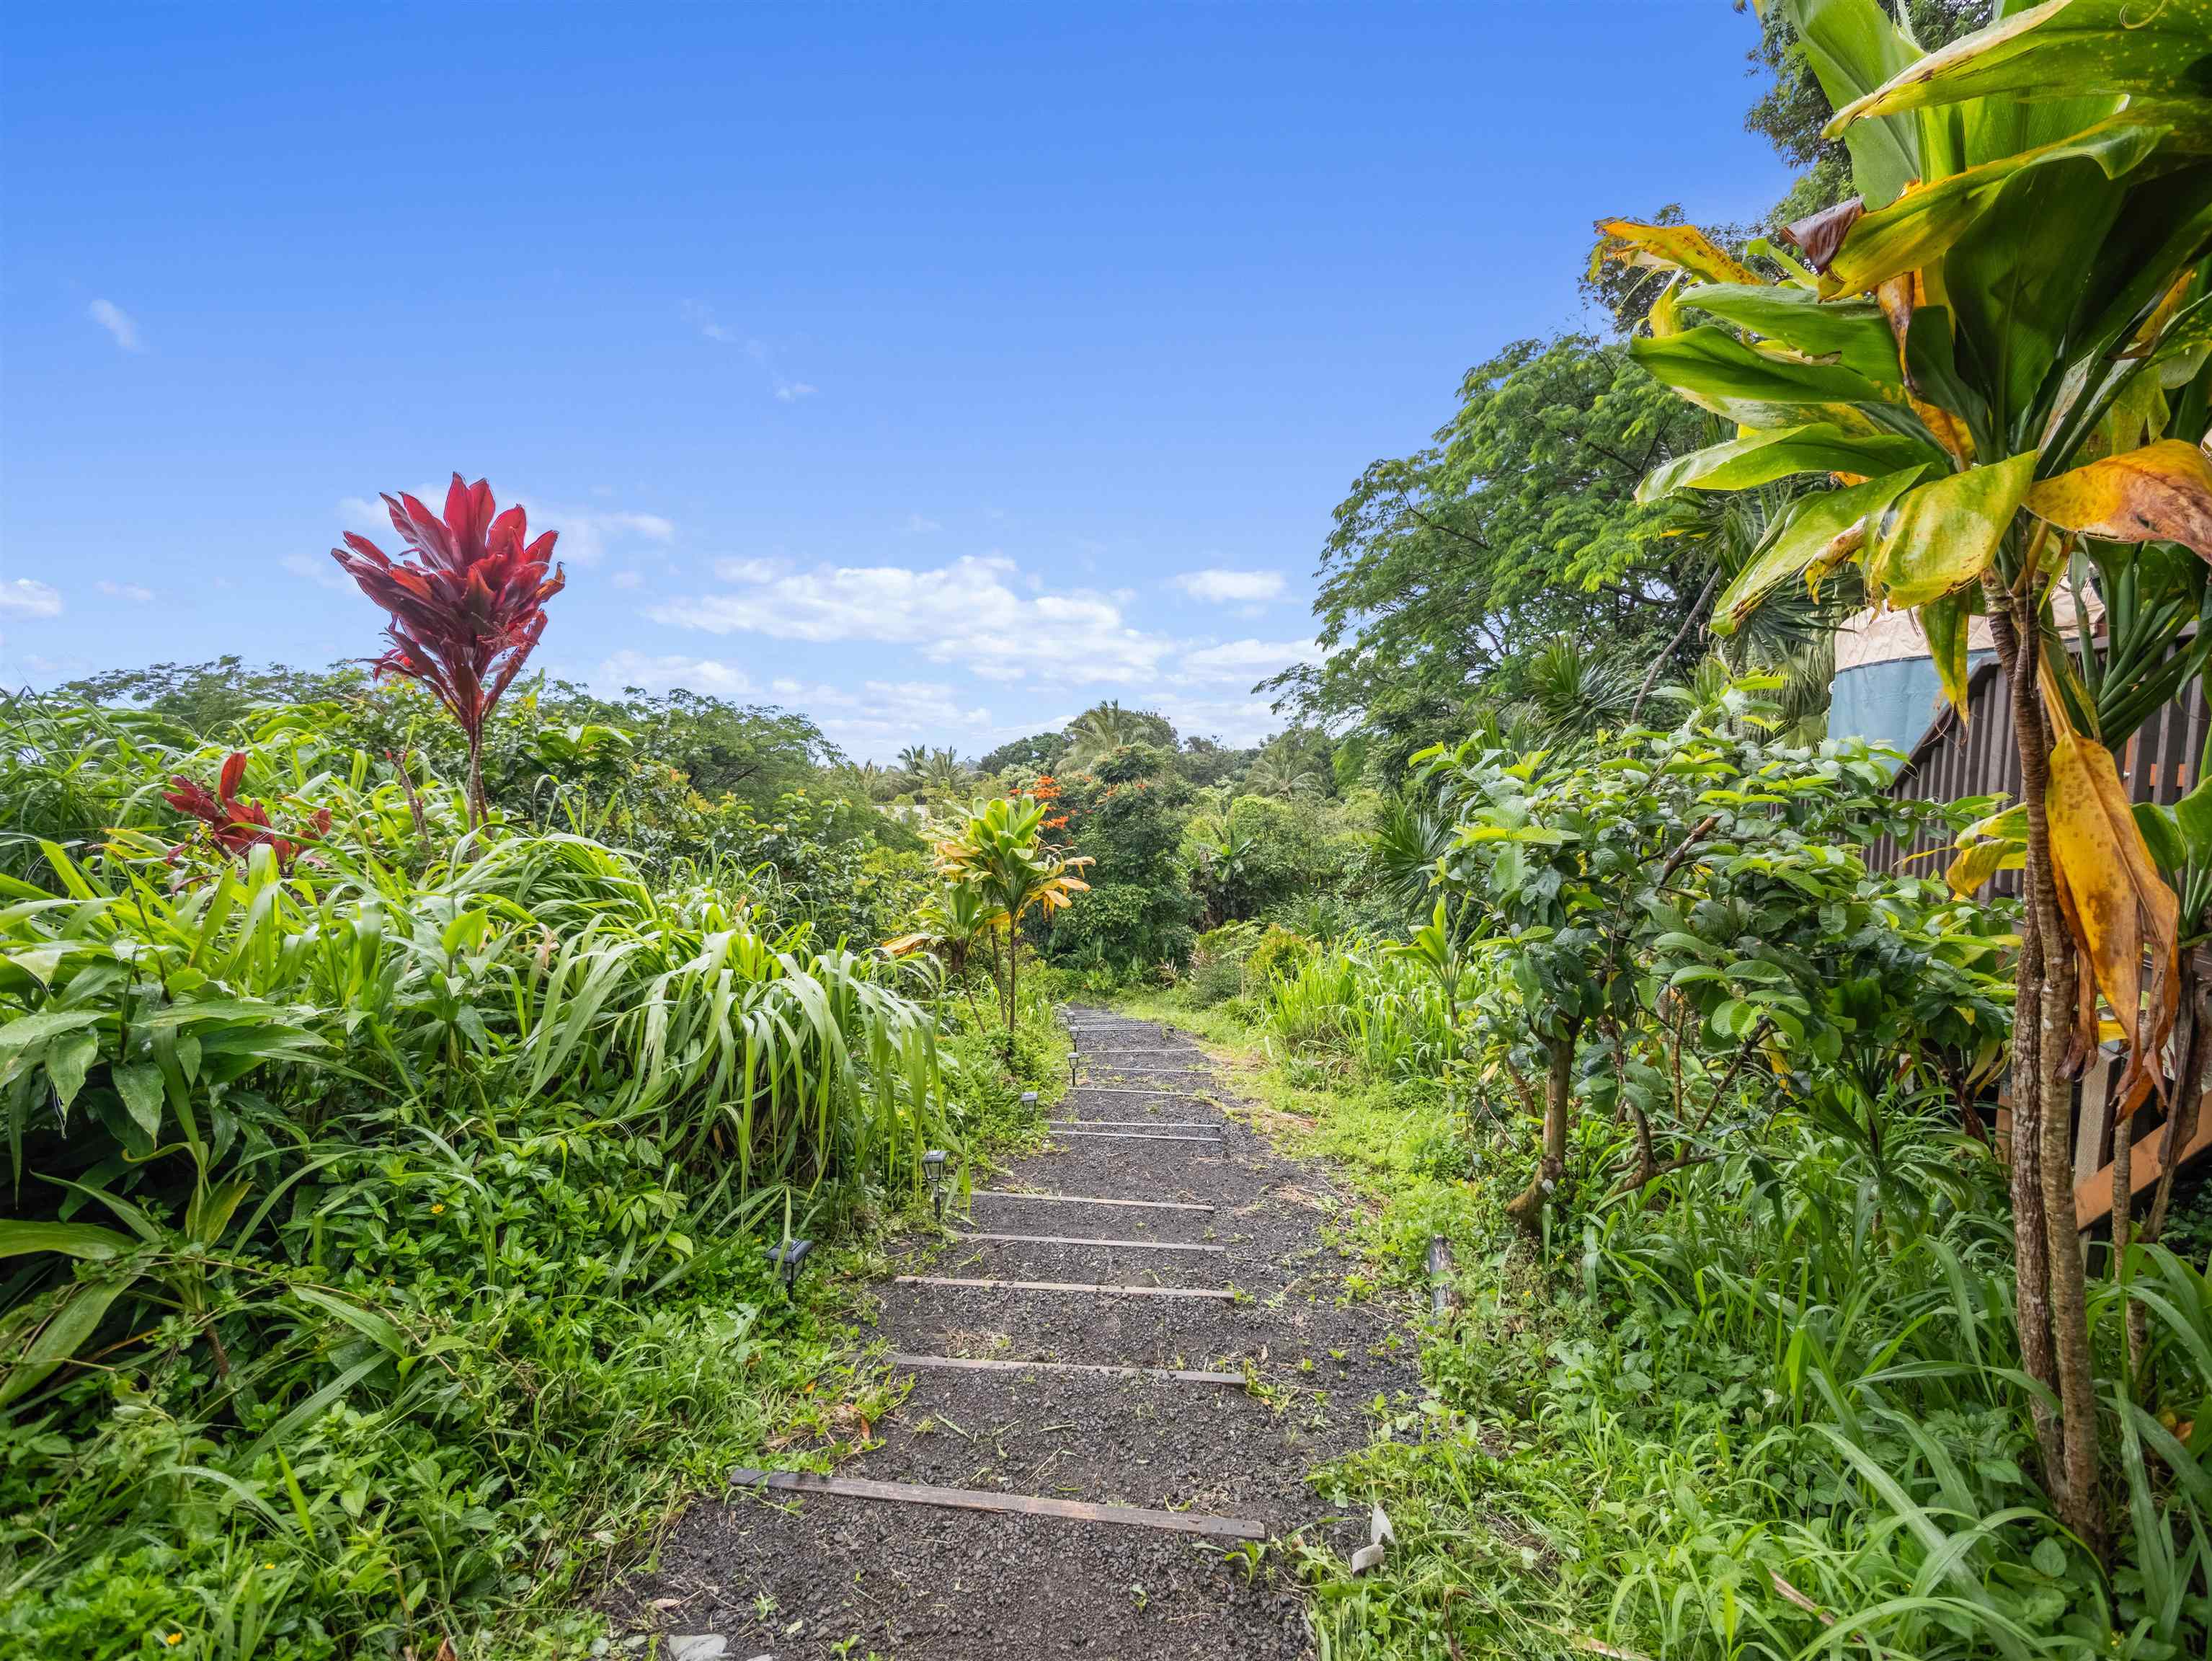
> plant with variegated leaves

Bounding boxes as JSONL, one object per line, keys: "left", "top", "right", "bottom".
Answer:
{"left": 1596, "top": 0, "right": 2212, "bottom": 1559}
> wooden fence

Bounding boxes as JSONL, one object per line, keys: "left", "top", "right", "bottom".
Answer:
{"left": 1873, "top": 657, "right": 2212, "bottom": 1228}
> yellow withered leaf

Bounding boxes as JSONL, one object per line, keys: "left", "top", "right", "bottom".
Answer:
{"left": 2045, "top": 727, "right": 2180, "bottom": 1106}
{"left": 1875, "top": 272, "right": 1976, "bottom": 464}
{"left": 1868, "top": 451, "right": 2037, "bottom": 610}
{"left": 1591, "top": 219, "right": 1762, "bottom": 288}
{"left": 1945, "top": 802, "right": 2025, "bottom": 898}
{"left": 2023, "top": 439, "right": 2212, "bottom": 559}
{"left": 1919, "top": 589, "right": 1974, "bottom": 716}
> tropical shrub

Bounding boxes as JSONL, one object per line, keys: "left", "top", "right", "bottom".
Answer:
{"left": 0, "top": 718, "right": 964, "bottom": 1655}
{"left": 1608, "top": 0, "right": 2212, "bottom": 1551}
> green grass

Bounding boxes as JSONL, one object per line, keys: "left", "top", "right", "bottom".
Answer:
{"left": 1114, "top": 993, "right": 2199, "bottom": 1661}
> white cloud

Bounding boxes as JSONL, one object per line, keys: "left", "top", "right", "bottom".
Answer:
{"left": 97, "top": 580, "right": 154, "bottom": 603}
{"left": 1, "top": 578, "right": 63, "bottom": 617}
{"left": 1145, "top": 694, "right": 1285, "bottom": 748}
{"left": 904, "top": 513, "right": 943, "bottom": 533}
{"left": 1173, "top": 568, "right": 1285, "bottom": 605}
{"left": 775, "top": 380, "right": 817, "bottom": 402}
{"left": 649, "top": 553, "right": 1172, "bottom": 685}
{"left": 87, "top": 298, "right": 141, "bottom": 351}
{"left": 682, "top": 300, "right": 739, "bottom": 345}
{"left": 610, "top": 569, "right": 644, "bottom": 590}
{"left": 713, "top": 556, "right": 789, "bottom": 583}
{"left": 1176, "top": 637, "right": 1323, "bottom": 684}
{"left": 598, "top": 650, "right": 756, "bottom": 699}
{"left": 335, "top": 492, "right": 672, "bottom": 567}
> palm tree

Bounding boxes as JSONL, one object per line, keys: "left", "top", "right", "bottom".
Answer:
{"left": 1245, "top": 750, "right": 1320, "bottom": 798}
{"left": 920, "top": 748, "right": 970, "bottom": 795}
{"left": 1062, "top": 701, "right": 1170, "bottom": 770}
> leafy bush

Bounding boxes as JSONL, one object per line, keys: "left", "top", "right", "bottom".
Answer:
{"left": 0, "top": 721, "right": 962, "bottom": 1656}
{"left": 1240, "top": 925, "right": 1314, "bottom": 995}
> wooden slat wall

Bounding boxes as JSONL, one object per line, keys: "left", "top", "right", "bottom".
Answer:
{"left": 1872, "top": 660, "right": 2211, "bottom": 1229}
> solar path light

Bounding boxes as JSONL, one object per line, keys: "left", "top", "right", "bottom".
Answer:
{"left": 765, "top": 1237, "right": 813, "bottom": 1290}
{"left": 923, "top": 1148, "right": 948, "bottom": 1222}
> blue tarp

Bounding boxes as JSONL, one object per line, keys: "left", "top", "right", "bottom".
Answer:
{"left": 1829, "top": 652, "right": 1995, "bottom": 776}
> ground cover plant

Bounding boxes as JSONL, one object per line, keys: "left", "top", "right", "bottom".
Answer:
{"left": 1124, "top": 673, "right": 2212, "bottom": 1657}
{"left": 0, "top": 484, "right": 1074, "bottom": 1658}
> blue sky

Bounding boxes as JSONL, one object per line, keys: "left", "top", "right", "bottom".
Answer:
{"left": 1, "top": 2, "right": 1791, "bottom": 761}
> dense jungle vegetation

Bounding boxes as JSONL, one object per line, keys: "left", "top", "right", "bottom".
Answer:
{"left": 9, "top": 1, "right": 2212, "bottom": 1657}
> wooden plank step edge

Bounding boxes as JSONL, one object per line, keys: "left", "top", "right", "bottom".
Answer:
{"left": 957, "top": 1231, "right": 1226, "bottom": 1253}
{"left": 1048, "top": 1118, "right": 1221, "bottom": 1130}
{"left": 1048, "top": 1129, "right": 1218, "bottom": 1143}
{"left": 887, "top": 1352, "right": 1245, "bottom": 1385}
{"left": 727, "top": 1468, "right": 1267, "bottom": 1541}
{"left": 894, "top": 1275, "right": 1233, "bottom": 1300}
{"left": 969, "top": 1191, "right": 1214, "bottom": 1211}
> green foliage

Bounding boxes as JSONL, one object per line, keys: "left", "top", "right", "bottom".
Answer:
{"left": 1041, "top": 754, "right": 1199, "bottom": 971}
{"left": 1268, "top": 335, "right": 1713, "bottom": 766}
{"left": 0, "top": 711, "right": 987, "bottom": 1657}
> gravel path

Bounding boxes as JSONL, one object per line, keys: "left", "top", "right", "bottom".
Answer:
{"left": 613, "top": 1008, "right": 1415, "bottom": 1660}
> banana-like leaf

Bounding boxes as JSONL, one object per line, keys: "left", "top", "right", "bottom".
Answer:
{"left": 2046, "top": 721, "right": 2181, "bottom": 1108}
{"left": 1629, "top": 327, "right": 1898, "bottom": 430}
{"left": 1709, "top": 466, "right": 1929, "bottom": 634}
{"left": 1676, "top": 283, "right": 1902, "bottom": 382}
{"left": 2024, "top": 438, "right": 2212, "bottom": 559}
{"left": 1, "top": 1273, "right": 140, "bottom": 1407}
{"left": 1920, "top": 588, "right": 1976, "bottom": 714}
{"left": 1828, "top": 0, "right": 2212, "bottom": 151}
{"left": 1878, "top": 277, "right": 1977, "bottom": 462}
{"left": 1589, "top": 219, "right": 1760, "bottom": 286}
{"left": 1947, "top": 802, "right": 2026, "bottom": 897}
{"left": 1824, "top": 117, "right": 2165, "bottom": 296}
{"left": 0, "top": 1220, "right": 136, "bottom": 1261}
{"left": 1867, "top": 451, "right": 2038, "bottom": 609}
{"left": 1635, "top": 422, "right": 1938, "bottom": 502}
{"left": 1781, "top": 0, "right": 1924, "bottom": 206}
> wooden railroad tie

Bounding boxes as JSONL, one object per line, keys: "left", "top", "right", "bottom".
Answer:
{"left": 956, "top": 1231, "right": 1225, "bottom": 1253}
{"left": 894, "top": 1274, "right": 1232, "bottom": 1300}
{"left": 1048, "top": 1128, "right": 1219, "bottom": 1143}
{"left": 1044, "top": 1123, "right": 1221, "bottom": 1141}
{"left": 727, "top": 1469, "right": 1268, "bottom": 1541}
{"left": 887, "top": 1352, "right": 1244, "bottom": 1385}
{"left": 967, "top": 1190, "right": 1214, "bottom": 1212}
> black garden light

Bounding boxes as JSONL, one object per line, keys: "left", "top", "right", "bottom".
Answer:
{"left": 765, "top": 1237, "right": 813, "bottom": 1290}
{"left": 923, "top": 1148, "right": 948, "bottom": 1221}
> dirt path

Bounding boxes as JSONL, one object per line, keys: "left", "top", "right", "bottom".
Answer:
{"left": 618, "top": 1007, "right": 1413, "bottom": 1659}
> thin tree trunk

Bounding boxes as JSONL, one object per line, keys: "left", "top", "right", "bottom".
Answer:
{"left": 1508, "top": 1024, "right": 1578, "bottom": 1234}
{"left": 467, "top": 739, "right": 487, "bottom": 830}
{"left": 1986, "top": 577, "right": 2068, "bottom": 1528}
{"left": 1627, "top": 569, "right": 1720, "bottom": 725}
{"left": 2000, "top": 578, "right": 2106, "bottom": 1559}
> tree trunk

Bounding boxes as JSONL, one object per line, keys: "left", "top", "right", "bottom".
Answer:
{"left": 1507, "top": 1024, "right": 1577, "bottom": 1234}
{"left": 1996, "top": 580, "right": 2107, "bottom": 1560}
{"left": 467, "top": 738, "right": 488, "bottom": 830}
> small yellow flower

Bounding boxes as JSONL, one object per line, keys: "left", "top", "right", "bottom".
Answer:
{"left": 165, "top": 1636, "right": 182, "bottom": 1647}
{"left": 431, "top": 1203, "right": 445, "bottom": 1214}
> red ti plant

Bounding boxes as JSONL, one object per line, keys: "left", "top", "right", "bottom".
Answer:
{"left": 163, "top": 752, "right": 331, "bottom": 873}
{"left": 329, "top": 474, "right": 566, "bottom": 826}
